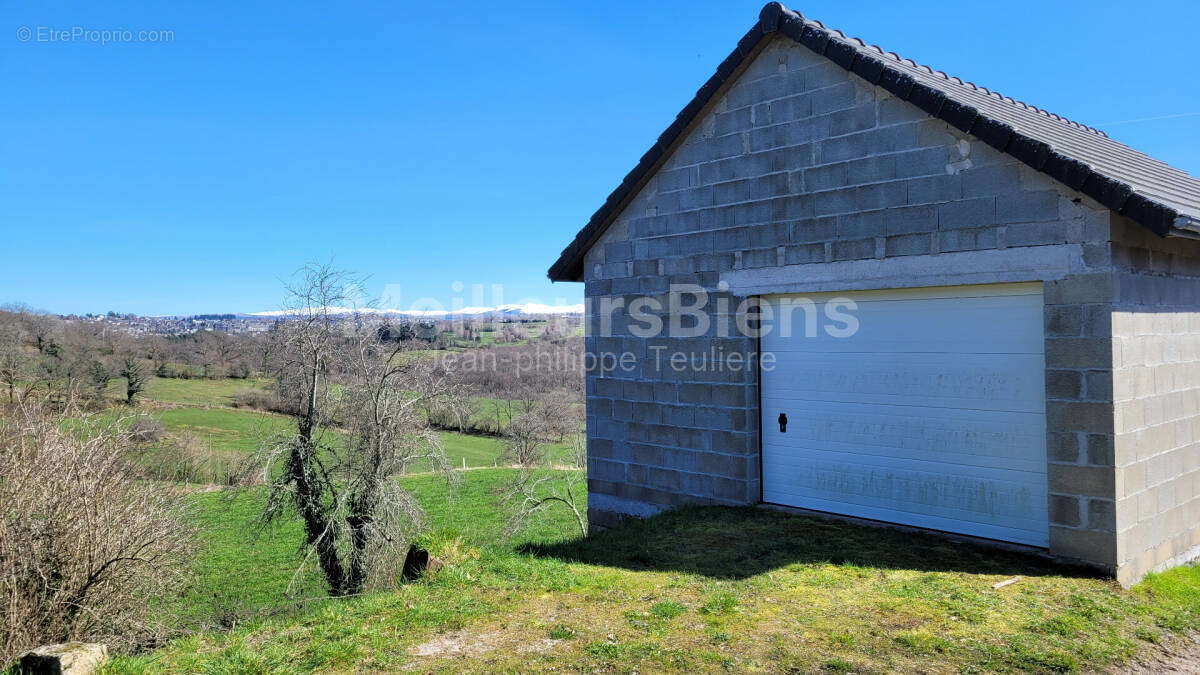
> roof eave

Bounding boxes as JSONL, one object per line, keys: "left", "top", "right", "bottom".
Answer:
{"left": 1167, "top": 217, "right": 1200, "bottom": 241}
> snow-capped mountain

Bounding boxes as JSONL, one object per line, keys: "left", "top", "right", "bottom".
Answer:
{"left": 246, "top": 302, "right": 584, "bottom": 319}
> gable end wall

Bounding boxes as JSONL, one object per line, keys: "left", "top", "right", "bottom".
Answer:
{"left": 582, "top": 36, "right": 1131, "bottom": 575}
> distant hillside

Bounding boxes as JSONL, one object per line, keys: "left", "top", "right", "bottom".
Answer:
{"left": 245, "top": 302, "right": 584, "bottom": 319}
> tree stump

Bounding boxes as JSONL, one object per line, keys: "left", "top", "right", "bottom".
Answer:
{"left": 401, "top": 545, "right": 445, "bottom": 581}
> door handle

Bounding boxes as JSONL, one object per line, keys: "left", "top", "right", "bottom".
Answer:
{"left": 778, "top": 413, "right": 787, "bottom": 433}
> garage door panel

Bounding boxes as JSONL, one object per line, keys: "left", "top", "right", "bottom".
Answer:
{"left": 763, "top": 466, "right": 1047, "bottom": 538}
{"left": 771, "top": 292, "right": 1044, "bottom": 353}
{"left": 760, "top": 283, "right": 1049, "bottom": 547}
{"left": 760, "top": 354, "right": 1046, "bottom": 412}
{"left": 759, "top": 401, "right": 1046, "bottom": 472}
{"left": 763, "top": 451, "right": 1048, "bottom": 544}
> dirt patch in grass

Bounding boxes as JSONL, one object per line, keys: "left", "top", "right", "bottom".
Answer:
{"left": 406, "top": 629, "right": 560, "bottom": 659}
{"left": 1116, "top": 630, "right": 1200, "bottom": 673}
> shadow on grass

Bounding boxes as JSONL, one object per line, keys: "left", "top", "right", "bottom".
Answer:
{"left": 521, "top": 505, "right": 1103, "bottom": 581}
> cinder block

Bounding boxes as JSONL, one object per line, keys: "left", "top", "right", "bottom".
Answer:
{"left": 842, "top": 154, "right": 896, "bottom": 185}
{"left": 833, "top": 237, "right": 876, "bottom": 261}
{"left": 1047, "top": 431, "right": 1083, "bottom": 463}
{"left": 785, "top": 243, "right": 826, "bottom": 265}
{"left": 1045, "top": 337, "right": 1113, "bottom": 370}
{"left": 1005, "top": 220, "right": 1068, "bottom": 247}
{"left": 813, "top": 188, "right": 858, "bottom": 216}
{"left": 792, "top": 217, "right": 838, "bottom": 243}
{"left": 938, "top": 226, "right": 998, "bottom": 252}
{"left": 1087, "top": 434, "right": 1115, "bottom": 466}
{"left": 893, "top": 146, "right": 950, "bottom": 179}
{"left": 749, "top": 125, "right": 788, "bottom": 153}
{"left": 1045, "top": 305, "right": 1084, "bottom": 337}
{"left": 817, "top": 129, "right": 874, "bottom": 164}
{"left": 810, "top": 81, "right": 857, "bottom": 116}
{"left": 1051, "top": 525, "right": 1118, "bottom": 566}
{"left": 590, "top": 459, "right": 628, "bottom": 483}
{"left": 806, "top": 163, "right": 846, "bottom": 192}
{"left": 996, "top": 190, "right": 1062, "bottom": 224}
{"left": 838, "top": 210, "right": 886, "bottom": 239}
{"left": 749, "top": 173, "right": 790, "bottom": 200}
{"left": 938, "top": 197, "right": 996, "bottom": 230}
{"left": 885, "top": 204, "right": 937, "bottom": 235}
{"left": 713, "top": 106, "right": 753, "bottom": 137}
{"left": 826, "top": 104, "right": 877, "bottom": 136}
{"left": 906, "top": 173, "right": 962, "bottom": 204}
{"left": 961, "top": 163, "right": 1022, "bottom": 198}
{"left": 884, "top": 233, "right": 932, "bottom": 257}
{"left": 1048, "top": 463, "right": 1117, "bottom": 498}
{"left": 1049, "top": 494, "right": 1082, "bottom": 526}
{"left": 587, "top": 437, "right": 614, "bottom": 459}
{"left": 1085, "top": 370, "right": 1114, "bottom": 401}
{"left": 1047, "top": 370, "right": 1083, "bottom": 400}
{"left": 1087, "top": 499, "right": 1117, "bottom": 531}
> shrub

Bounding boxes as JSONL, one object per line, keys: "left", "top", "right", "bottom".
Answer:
{"left": 231, "top": 388, "right": 296, "bottom": 415}
{"left": 231, "top": 387, "right": 272, "bottom": 410}
{"left": 127, "top": 415, "right": 166, "bottom": 445}
{"left": 136, "top": 432, "right": 254, "bottom": 486}
{"left": 0, "top": 405, "right": 194, "bottom": 663}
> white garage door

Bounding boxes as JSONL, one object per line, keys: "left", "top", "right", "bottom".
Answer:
{"left": 759, "top": 283, "right": 1048, "bottom": 547}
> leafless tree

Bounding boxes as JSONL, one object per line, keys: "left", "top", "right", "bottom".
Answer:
{"left": 501, "top": 410, "right": 550, "bottom": 467}
{"left": 541, "top": 390, "right": 583, "bottom": 442}
{"left": 2, "top": 305, "right": 60, "bottom": 356}
{"left": 257, "top": 263, "right": 460, "bottom": 596}
{"left": 502, "top": 431, "right": 587, "bottom": 537}
{"left": 0, "top": 324, "right": 26, "bottom": 404}
{"left": 143, "top": 335, "right": 169, "bottom": 376}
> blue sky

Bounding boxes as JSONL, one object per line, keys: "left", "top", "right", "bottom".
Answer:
{"left": 3, "top": 0, "right": 1198, "bottom": 316}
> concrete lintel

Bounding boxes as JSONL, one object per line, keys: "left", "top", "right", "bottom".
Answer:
{"left": 721, "top": 244, "right": 1084, "bottom": 296}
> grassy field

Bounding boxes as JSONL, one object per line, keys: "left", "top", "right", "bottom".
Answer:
{"left": 145, "top": 405, "right": 521, "bottom": 470}
{"left": 103, "top": 377, "right": 529, "bottom": 471}
{"left": 91, "top": 375, "right": 1200, "bottom": 672}
{"left": 106, "top": 376, "right": 272, "bottom": 407}
{"left": 108, "top": 468, "right": 1200, "bottom": 673}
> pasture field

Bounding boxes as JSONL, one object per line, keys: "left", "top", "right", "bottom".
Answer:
{"left": 104, "top": 376, "right": 564, "bottom": 470}
{"left": 136, "top": 406, "right": 513, "bottom": 470}
{"left": 87, "top": 374, "right": 1200, "bottom": 673}
{"left": 105, "top": 375, "right": 272, "bottom": 407}
{"left": 109, "top": 469, "right": 1200, "bottom": 673}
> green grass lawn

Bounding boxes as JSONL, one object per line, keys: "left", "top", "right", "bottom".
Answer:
{"left": 107, "top": 375, "right": 272, "bottom": 407}
{"left": 107, "top": 377, "right": 531, "bottom": 470}
{"left": 153, "top": 406, "right": 293, "bottom": 453}
{"left": 437, "top": 431, "right": 507, "bottom": 469}
{"left": 152, "top": 406, "right": 525, "bottom": 470}
{"left": 109, "top": 469, "right": 1200, "bottom": 673}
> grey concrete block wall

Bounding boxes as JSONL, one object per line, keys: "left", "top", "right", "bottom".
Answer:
{"left": 1109, "top": 216, "right": 1200, "bottom": 585}
{"left": 578, "top": 35, "right": 1197, "bottom": 582}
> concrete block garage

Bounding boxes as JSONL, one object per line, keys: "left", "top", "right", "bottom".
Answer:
{"left": 548, "top": 3, "right": 1200, "bottom": 585}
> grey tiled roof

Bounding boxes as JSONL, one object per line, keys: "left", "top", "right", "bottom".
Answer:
{"left": 548, "top": 2, "right": 1200, "bottom": 282}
